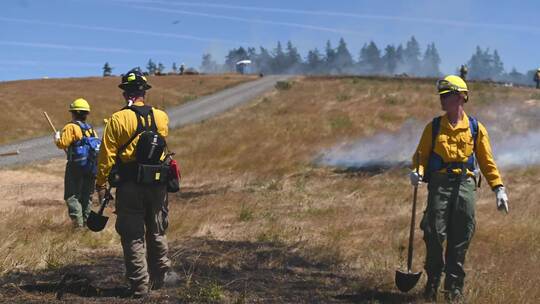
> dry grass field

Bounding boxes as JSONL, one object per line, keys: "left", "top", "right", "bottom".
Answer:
{"left": 0, "top": 74, "right": 256, "bottom": 144}
{"left": 1, "top": 76, "right": 539, "bottom": 303}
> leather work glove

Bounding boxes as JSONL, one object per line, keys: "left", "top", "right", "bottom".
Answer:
{"left": 409, "top": 171, "right": 423, "bottom": 186}
{"left": 96, "top": 184, "right": 107, "bottom": 204}
{"left": 54, "top": 131, "right": 60, "bottom": 142}
{"left": 494, "top": 186, "right": 509, "bottom": 214}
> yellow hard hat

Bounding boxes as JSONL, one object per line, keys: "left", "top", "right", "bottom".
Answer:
{"left": 437, "top": 75, "right": 468, "bottom": 95}
{"left": 69, "top": 98, "right": 91, "bottom": 112}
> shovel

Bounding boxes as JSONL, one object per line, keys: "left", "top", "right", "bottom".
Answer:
{"left": 395, "top": 152, "right": 423, "bottom": 292}
{"left": 87, "top": 187, "right": 113, "bottom": 232}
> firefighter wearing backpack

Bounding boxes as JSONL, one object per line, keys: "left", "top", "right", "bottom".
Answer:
{"left": 55, "top": 98, "right": 101, "bottom": 228}
{"left": 95, "top": 68, "right": 170, "bottom": 298}
{"left": 409, "top": 75, "right": 509, "bottom": 302}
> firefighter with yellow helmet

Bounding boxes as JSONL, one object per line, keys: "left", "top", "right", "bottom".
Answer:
{"left": 55, "top": 98, "right": 100, "bottom": 228}
{"left": 409, "top": 75, "right": 509, "bottom": 301}
{"left": 96, "top": 68, "right": 171, "bottom": 298}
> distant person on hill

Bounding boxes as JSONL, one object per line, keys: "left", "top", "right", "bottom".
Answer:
{"left": 459, "top": 65, "right": 468, "bottom": 80}
{"left": 534, "top": 68, "right": 540, "bottom": 89}
{"left": 179, "top": 63, "right": 185, "bottom": 75}
{"left": 54, "top": 98, "right": 100, "bottom": 228}
{"left": 409, "top": 75, "right": 508, "bottom": 302}
{"left": 95, "top": 68, "right": 173, "bottom": 298}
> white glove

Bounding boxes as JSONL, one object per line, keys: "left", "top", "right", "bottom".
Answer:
{"left": 54, "top": 131, "right": 60, "bottom": 142}
{"left": 409, "top": 171, "right": 423, "bottom": 186}
{"left": 494, "top": 186, "right": 509, "bottom": 214}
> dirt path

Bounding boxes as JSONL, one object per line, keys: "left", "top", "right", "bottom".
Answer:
{"left": 0, "top": 75, "right": 291, "bottom": 168}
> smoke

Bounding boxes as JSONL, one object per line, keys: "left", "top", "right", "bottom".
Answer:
{"left": 316, "top": 120, "right": 422, "bottom": 171}
{"left": 492, "top": 131, "right": 540, "bottom": 168}
{"left": 317, "top": 108, "right": 540, "bottom": 171}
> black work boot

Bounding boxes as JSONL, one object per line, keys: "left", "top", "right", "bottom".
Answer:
{"left": 444, "top": 288, "right": 464, "bottom": 303}
{"left": 423, "top": 277, "right": 440, "bottom": 302}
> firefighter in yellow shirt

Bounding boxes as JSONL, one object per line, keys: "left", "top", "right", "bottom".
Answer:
{"left": 95, "top": 68, "right": 170, "bottom": 298}
{"left": 409, "top": 75, "right": 509, "bottom": 301}
{"left": 55, "top": 98, "right": 99, "bottom": 228}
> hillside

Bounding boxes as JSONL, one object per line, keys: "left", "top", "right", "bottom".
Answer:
{"left": 0, "top": 74, "right": 256, "bottom": 144}
{"left": 1, "top": 76, "right": 539, "bottom": 303}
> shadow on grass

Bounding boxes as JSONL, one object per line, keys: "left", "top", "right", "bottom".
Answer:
{"left": 1, "top": 238, "right": 420, "bottom": 303}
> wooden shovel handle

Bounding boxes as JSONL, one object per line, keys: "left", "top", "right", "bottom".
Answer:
{"left": 43, "top": 111, "right": 57, "bottom": 133}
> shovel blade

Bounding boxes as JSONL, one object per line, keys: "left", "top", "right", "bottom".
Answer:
{"left": 395, "top": 270, "right": 422, "bottom": 292}
{"left": 86, "top": 211, "right": 109, "bottom": 232}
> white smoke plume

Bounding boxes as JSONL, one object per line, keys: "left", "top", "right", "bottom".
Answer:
{"left": 317, "top": 107, "right": 540, "bottom": 170}
{"left": 316, "top": 119, "right": 421, "bottom": 170}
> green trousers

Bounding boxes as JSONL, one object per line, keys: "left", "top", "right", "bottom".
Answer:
{"left": 420, "top": 173, "right": 476, "bottom": 292}
{"left": 115, "top": 181, "right": 171, "bottom": 296}
{"left": 64, "top": 161, "right": 95, "bottom": 227}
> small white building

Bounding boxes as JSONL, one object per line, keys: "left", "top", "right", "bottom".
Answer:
{"left": 235, "top": 60, "right": 252, "bottom": 74}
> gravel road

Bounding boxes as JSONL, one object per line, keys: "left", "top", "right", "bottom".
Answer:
{"left": 0, "top": 75, "right": 291, "bottom": 167}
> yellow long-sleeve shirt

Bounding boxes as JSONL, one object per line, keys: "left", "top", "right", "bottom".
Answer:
{"left": 412, "top": 112, "right": 503, "bottom": 189}
{"left": 96, "top": 101, "right": 169, "bottom": 186}
{"left": 55, "top": 122, "right": 96, "bottom": 150}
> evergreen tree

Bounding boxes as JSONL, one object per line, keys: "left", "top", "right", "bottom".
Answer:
{"left": 146, "top": 59, "right": 157, "bottom": 75}
{"left": 403, "top": 36, "right": 421, "bottom": 74}
{"left": 335, "top": 38, "right": 354, "bottom": 72}
{"left": 325, "top": 40, "right": 337, "bottom": 71}
{"left": 492, "top": 50, "right": 504, "bottom": 78}
{"left": 247, "top": 47, "right": 257, "bottom": 60}
{"left": 421, "top": 43, "right": 441, "bottom": 76}
{"left": 285, "top": 41, "right": 302, "bottom": 70}
{"left": 467, "top": 46, "right": 506, "bottom": 80}
{"left": 256, "top": 47, "right": 273, "bottom": 74}
{"left": 359, "top": 41, "right": 381, "bottom": 74}
{"left": 395, "top": 44, "right": 404, "bottom": 71}
{"left": 102, "top": 62, "right": 112, "bottom": 77}
{"left": 156, "top": 62, "right": 165, "bottom": 75}
{"left": 306, "top": 48, "right": 324, "bottom": 74}
{"left": 273, "top": 41, "right": 287, "bottom": 73}
{"left": 172, "top": 62, "right": 178, "bottom": 73}
{"left": 382, "top": 45, "right": 398, "bottom": 74}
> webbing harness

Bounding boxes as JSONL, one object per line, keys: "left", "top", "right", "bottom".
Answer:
{"left": 116, "top": 105, "right": 157, "bottom": 157}
{"left": 426, "top": 115, "right": 479, "bottom": 181}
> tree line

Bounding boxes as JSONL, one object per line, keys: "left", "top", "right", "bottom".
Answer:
{"left": 101, "top": 36, "right": 537, "bottom": 86}
{"left": 199, "top": 36, "right": 536, "bottom": 85}
{"left": 201, "top": 36, "right": 442, "bottom": 77}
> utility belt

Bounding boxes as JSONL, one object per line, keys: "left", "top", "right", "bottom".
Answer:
{"left": 109, "top": 161, "right": 169, "bottom": 187}
{"left": 429, "top": 160, "right": 481, "bottom": 187}
{"left": 429, "top": 170, "right": 480, "bottom": 189}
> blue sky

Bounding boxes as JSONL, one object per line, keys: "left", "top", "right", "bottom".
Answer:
{"left": 1, "top": 0, "right": 539, "bottom": 81}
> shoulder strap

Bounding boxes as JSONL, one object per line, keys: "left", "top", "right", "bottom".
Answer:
{"left": 431, "top": 116, "right": 442, "bottom": 152}
{"left": 468, "top": 115, "right": 479, "bottom": 149}
{"left": 73, "top": 121, "right": 93, "bottom": 138}
{"left": 116, "top": 105, "right": 156, "bottom": 158}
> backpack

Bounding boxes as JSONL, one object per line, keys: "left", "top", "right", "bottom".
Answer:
{"left": 123, "top": 105, "right": 166, "bottom": 165}
{"left": 68, "top": 121, "right": 101, "bottom": 175}
{"left": 425, "top": 115, "right": 479, "bottom": 181}
{"left": 109, "top": 105, "right": 168, "bottom": 186}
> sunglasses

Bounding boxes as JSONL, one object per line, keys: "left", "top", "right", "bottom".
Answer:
{"left": 436, "top": 79, "right": 460, "bottom": 93}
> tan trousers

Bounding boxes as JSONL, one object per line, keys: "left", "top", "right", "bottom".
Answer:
{"left": 115, "top": 181, "right": 171, "bottom": 295}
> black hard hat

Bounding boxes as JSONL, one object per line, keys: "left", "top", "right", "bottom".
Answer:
{"left": 118, "top": 68, "right": 152, "bottom": 91}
